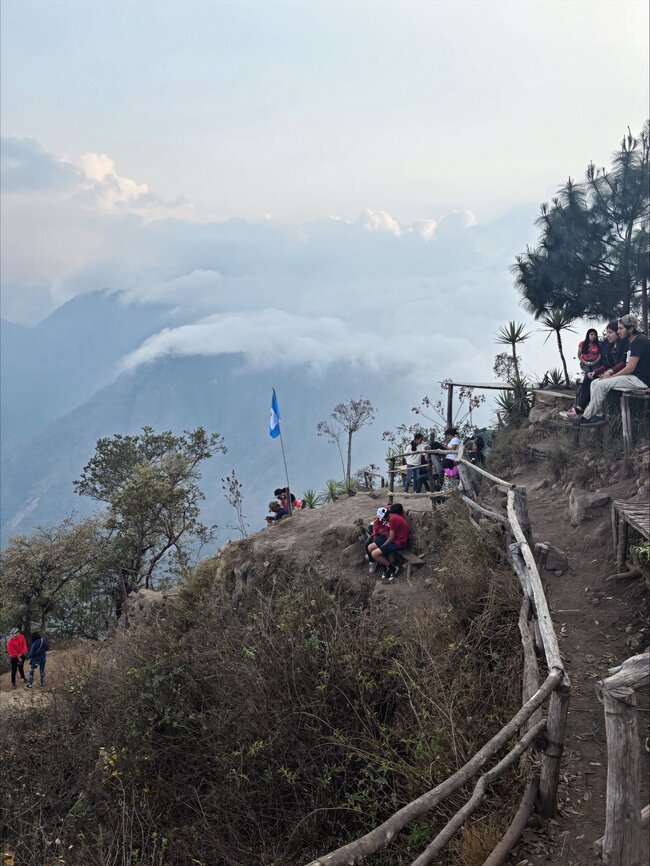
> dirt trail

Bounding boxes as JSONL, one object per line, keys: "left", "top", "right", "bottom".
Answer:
{"left": 511, "top": 470, "right": 649, "bottom": 866}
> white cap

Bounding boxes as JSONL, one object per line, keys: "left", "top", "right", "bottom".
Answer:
{"left": 376, "top": 507, "right": 388, "bottom": 519}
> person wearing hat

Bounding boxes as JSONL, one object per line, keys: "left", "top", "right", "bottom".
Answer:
{"left": 365, "top": 506, "right": 391, "bottom": 574}
{"left": 573, "top": 314, "right": 649, "bottom": 426}
{"left": 265, "top": 500, "right": 289, "bottom": 524}
{"left": 6, "top": 628, "right": 27, "bottom": 689}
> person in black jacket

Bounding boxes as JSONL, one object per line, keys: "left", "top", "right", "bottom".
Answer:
{"left": 24, "top": 632, "right": 49, "bottom": 689}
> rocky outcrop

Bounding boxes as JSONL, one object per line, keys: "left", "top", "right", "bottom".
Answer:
{"left": 118, "top": 587, "right": 176, "bottom": 628}
{"left": 568, "top": 488, "right": 611, "bottom": 526}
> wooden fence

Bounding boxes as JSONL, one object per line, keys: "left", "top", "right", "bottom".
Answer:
{"left": 307, "top": 447, "right": 570, "bottom": 866}
{"left": 594, "top": 651, "right": 650, "bottom": 866}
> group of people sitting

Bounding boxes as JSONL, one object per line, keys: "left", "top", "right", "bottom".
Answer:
{"left": 364, "top": 503, "right": 410, "bottom": 582}
{"left": 6, "top": 628, "right": 49, "bottom": 689}
{"left": 403, "top": 427, "right": 485, "bottom": 494}
{"left": 562, "top": 314, "right": 650, "bottom": 425}
{"left": 265, "top": 487, "right": 303, "bottom": 523}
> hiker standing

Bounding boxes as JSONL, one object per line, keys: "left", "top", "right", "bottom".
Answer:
{"left": 24, "top": 632, "right": 49, "bottom": 689}
{"left": 6, "top": 628, "right": 27, "bottom": 689}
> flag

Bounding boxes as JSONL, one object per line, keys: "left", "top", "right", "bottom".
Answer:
{"left": 269, "top": 389, "right": 281, "bottom": 439}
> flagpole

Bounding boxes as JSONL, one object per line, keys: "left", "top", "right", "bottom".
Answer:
{"left": 273, "top": 387, "right": 293, "bottom": 516}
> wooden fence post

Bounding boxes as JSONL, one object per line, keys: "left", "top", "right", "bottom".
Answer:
{"left": 538, "top": 679, "right": 570, "bottom": 817}
{"left": 600, "top": 685, "right": 641, "bottom": 866}
{"left": 388, "top": 457, "right": 396, "bottom": 505}
{"left": 446, "top": 384, "right": 454, "bottom": 428}
{"left": 513, "top": 486, "right": 533, "bottom": 547}
{"left": 616, "top": 518, "right": 628, "bottom": 572}
{"left": 620, "top": 394, "right": 632, "bottom": 452}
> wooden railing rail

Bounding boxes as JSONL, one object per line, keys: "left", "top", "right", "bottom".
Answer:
{"left": 594, "top": 650, "right": 650, "bottom": 866}
{"left": 307, "top": 451, "right": 569, "bottom": 866}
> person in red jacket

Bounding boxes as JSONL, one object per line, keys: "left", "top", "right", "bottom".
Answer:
{"left": 368, "top": 503, "right": 410, "bottom": 581}
{"left": 6, "top": 628, "right": 27, "bottom": 689}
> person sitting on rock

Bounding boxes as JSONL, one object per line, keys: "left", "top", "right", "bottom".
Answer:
{"left": 365, "top": 506, "right": 391, "bottom": 574}
{"left": 265, "top": 500, "right": 289, "bottom": 524}
{"left": 578, "top": 328, "right": 602, "bottom": 373}
{"left": 24, "top": 631, "right": 49, "bottom": 689}
{"left": 367, "top": 503, "right": 410, "bottom": 581}
{"left": 571, "top": 315, "right": 649, "bottom": 427}
{"left": 563, "top": 321, "right": 628, "bottom": 420}
{"left": 274, "top": 487, "right": 302, "bottom": 511}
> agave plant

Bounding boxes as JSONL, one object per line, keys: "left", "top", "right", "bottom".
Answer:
{"left": 341, "top": 478, "right": 358, "bottom": 497}
{"left": 495, "top": 374, "right": 532, "bottom": 426}
{"left": 547, "top": 368, "right": 565, "bottom": 387}
{"left": 301, "top": 488, "right": 320, "bottom": 508}
{"left": 322, "top": 479, "right": 342, "bottom": 503}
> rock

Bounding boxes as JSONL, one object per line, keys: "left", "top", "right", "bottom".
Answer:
{"left": 529, "top": 405, "right": 555, "bottom": 424}
{"left": 529, "top": 479, "right": 548, "bottom": 492}
{"left": 340, "top": 542, "right": 365, "bottom": 568}
{"left": 118, "top": 587, "right": 173, "bottom": 628}
{"left": 568, "top": 488, "right": 611, "bottom": 526}
{"left": 542, "top": 542, "right": 569, "bottom": 572}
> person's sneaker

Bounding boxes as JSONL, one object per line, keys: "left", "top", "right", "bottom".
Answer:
{"left": 392, "top": 564, "right": 402, "bottom": 578}
{"left": 364, "top": 553, "right": 370, "bottom": 563}
{"left": 559, "top": 408, "right": 578, "bottom": 420}
{"left": 575, "top": 415, "right": 605, "bottom": 426}
{"left": 24, "top": 683, "right": 32, "bottom": 690}
{"left": 571, "top": 415, "right": 587, "bottom": 426}
{"left": 12, "top": 683, "right": 16, "bottom": 690}
{"left": 368, "top": 562, "right": 378, "bottom": 574}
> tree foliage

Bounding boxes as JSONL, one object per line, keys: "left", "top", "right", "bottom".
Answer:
{"left": 74, "top": 426, "right": 226, "bottom": 613}
{"left": 538, "top": 308, "right": 577, "bottom": 386}
{"left": 494, "top": 321, "right": 531, "bottom": 379}
{"left": 0, "top": 516, "right": 102, "bottom": 635}
{"left": 512, "top": 122, "right": 650, "bottom": 325}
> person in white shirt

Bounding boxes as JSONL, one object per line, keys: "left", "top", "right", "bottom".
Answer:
{"left": 404, "top": 433, "right": 429, "bottom": 492}
{"left": 442, "top": 427, "right": 461, "bottom": 469}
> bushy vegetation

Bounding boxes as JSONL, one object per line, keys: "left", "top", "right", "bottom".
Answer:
{"left": 1, "top": 501, "right": 522, "bottom": 866}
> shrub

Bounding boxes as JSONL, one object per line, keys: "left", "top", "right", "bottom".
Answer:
{"left": 0, "top": 504, "right": 522, "bottom": 866}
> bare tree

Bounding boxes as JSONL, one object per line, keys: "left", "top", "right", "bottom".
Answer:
{"left": 222, "top": 470, "right": 248, "bottom": 538}
{"left": 320, "top": 398, "right": 376, "bottom": 483}
{"left": 316, "top": 419, "right": 346, "bottom": 479}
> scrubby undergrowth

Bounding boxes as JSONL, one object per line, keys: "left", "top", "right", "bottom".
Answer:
{"left": 1, "top": 499, "right": 523, "bottom": 866}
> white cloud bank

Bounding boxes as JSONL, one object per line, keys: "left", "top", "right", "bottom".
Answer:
{"left": 3, "top": 137, "right": 565, "bottom": 389}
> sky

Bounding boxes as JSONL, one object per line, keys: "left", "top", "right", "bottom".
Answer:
{"left": 1, "top": 0, "right": 649, "bottom": 380}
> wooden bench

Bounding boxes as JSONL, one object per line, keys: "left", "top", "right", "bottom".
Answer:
{"left": 388, "top": 548, "right": 426, "bottom": 580}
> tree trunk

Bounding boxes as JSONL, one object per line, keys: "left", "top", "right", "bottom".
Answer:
{"left": 346, "top": 431, "right": 353, "bottom": 483}
{"left": 556, "top": 332, "right": 570, "bottom": 386}
{"left": 512, "top": 345, "right": 520, "bottom": 378}
{"left": 642, "top": 276, "right": 648, "bottom": 335}
{"left": 336, "top": 438, "right": 346, "bottom": 480}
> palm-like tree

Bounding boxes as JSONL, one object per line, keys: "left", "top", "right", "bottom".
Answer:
{"left": 495, "top": 321, "right": 531, "bottom": 379}
{"left": 538, "top": 308, "right": 576, "bottom": 387}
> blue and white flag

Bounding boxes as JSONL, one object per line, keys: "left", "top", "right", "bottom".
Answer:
{"left": 269, "top": 389, "right": 281, "bottom": 439}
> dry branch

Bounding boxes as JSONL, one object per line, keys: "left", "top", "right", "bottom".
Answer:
{"left": 481, "top": 775, "right": 540, "bottom": 866}
{"left": 305, "top": 672, "right": 561, "bottom": 866}
{"left": 409, "top": 720, "right": 546, "bottom": 866}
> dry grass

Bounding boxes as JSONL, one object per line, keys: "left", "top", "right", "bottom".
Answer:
{"left": 0, "top": 500, "right": 522, "bottom": 866}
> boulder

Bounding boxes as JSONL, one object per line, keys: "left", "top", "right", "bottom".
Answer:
{"left": 529, "top": 405, "right": 555, "bottom": 424}
{"left": 340, "top": 542, "right": 365, "bottom": 568}
{"left": 118, "top": 587, "right": 174, "bottom": 628}
{"left": 568, "top": 488, "right": 611, "bottom": 526}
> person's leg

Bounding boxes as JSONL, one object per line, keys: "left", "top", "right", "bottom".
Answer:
{"left": 404, "top": 466, "right": 413, "bottom": 493}
{"left": 576, "top": 376, "right": 593, "bottom": 411}
{"left": 583, "top": 376, "right": 646, "bottom": 420}
{"left": 371, "top": 546, "right": 390, "bottom": 568}
{"left": 419, "top": 469, "right": 430, "bottom": 492}
{"left": 18, "top": 658, "right": 25, "bottom": 681}
{"left": 26, "top": 662, "right": 36, "bottom": 688}
{"left": 39, "top": 658, "right": 46, "bottom": 686}
{"left": 414, "top": 468, "right": 422, "bottom": 493}
{"left": 10, "top": 657, "right": 18, "bottom": 687}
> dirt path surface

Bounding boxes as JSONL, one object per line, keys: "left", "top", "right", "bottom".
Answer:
{"left": 510, "top": 471, "right": 649, "bottom": 866}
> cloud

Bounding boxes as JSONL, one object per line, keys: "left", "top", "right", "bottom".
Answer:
{"left": 2, "top": 136, "right": 547, "bottom": 384}
{"left": 1, "top": 136, "right": 78, "bottom": 192}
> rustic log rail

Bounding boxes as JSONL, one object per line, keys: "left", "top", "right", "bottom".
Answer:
{"left": 307, "top": 451, "right": 569, "bottom": 866}
{"left": 594, "top": 650, "right": 650, "bottom": 866}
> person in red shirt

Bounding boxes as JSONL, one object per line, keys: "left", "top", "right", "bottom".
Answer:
{"left": 6, "top": 628, "right": 27, "bottom": 688}
{"left": 368, "top": 503, "right": 410, "bottom": 580}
